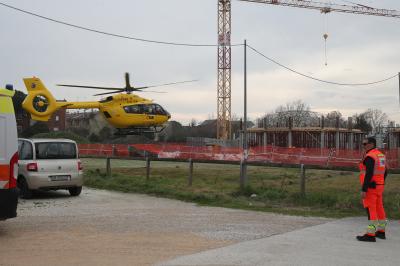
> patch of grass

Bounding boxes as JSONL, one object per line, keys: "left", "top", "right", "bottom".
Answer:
{"left": 82, "top": 158, "right": 400, "bottom": 219}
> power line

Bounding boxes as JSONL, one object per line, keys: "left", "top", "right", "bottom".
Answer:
{"left": 0, "top": 2, "right": 243, "bottom": 47}
{"left": 247, "top": 43, "right": 398, "bottom": 86}
{"left": 1, "top": 2, "right": 396, "bottom": 87}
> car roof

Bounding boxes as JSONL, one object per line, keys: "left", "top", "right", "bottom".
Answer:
{"left": 18, "top": 138, "right": 77, "bottom": 144}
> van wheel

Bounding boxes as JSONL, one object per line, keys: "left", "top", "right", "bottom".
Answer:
{"left": 18, "top": 178, "right": 33, "bottom": 199}
{"left": 69, "top": 186, "right": 82, "bottom": 196}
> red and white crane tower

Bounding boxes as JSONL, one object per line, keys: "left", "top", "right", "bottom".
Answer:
{"left": 217, "top": 0, "right": 400, "bottom": 140}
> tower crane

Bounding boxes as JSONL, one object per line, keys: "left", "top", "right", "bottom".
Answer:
{"left": 217, "top": 0, "right": 400, "bottom": 140}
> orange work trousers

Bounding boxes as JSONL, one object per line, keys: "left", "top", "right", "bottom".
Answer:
{"left": 363, "top": 186, "right": 386, "bottom": 221}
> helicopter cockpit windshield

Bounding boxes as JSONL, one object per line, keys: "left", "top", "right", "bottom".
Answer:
{"left": 123, "top": 104, "right": 169, "bottom": 116}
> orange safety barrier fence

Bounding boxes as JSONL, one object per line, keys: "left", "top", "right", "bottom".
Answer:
{"left": 78, "top": 143, "right": 400, "bottom": 169}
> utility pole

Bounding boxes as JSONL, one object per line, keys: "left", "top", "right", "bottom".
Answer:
{"left": 240, "top": 39, "right": 248, "bottom": 189}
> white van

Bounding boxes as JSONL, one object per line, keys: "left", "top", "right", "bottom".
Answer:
{"left": 0, "top": 85, "right": 19, "bottom": 220}
{"left": 18, "top": 138, "right": 83, "bottom": 198}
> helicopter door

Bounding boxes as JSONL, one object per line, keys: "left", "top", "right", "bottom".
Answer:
{"left": 123, "top": 104, "right": 147, "bottom": 122}
{"left": 143, "top": 104, "right": 155, "bottom": 120}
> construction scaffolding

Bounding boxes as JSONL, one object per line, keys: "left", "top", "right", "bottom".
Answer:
{"left": 244, "top": 115, "right": 365, "bottom": 150}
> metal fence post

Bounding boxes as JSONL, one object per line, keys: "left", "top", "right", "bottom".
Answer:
{"left": 146, "top": 156, "right": 151, "bottom": 181}
{"left": 106, "top": 157, "right": 111, "bottom": 177}
{"left": 188, "top": 158, "right": 193, "bottom": 186}
{"left": 300, "top": 164, "right": 306, "bottom": 197}
{"left": 112, "top": 144, "right": 116, "bottom": 157}
{"left": 240, "top": 158, "right": 247, "bottom": 189}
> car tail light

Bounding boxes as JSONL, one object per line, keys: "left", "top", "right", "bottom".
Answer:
{"left": 9, "top": 152, "right": 18, "bottom": 189}
{"left": 78, "top": 161, "right": 83, "bottom": 171}
{"left": 27, "top": 162, "right": 38, "bottom": 172}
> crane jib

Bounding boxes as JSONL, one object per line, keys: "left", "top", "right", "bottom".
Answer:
{"left": 238, "top": 0, "right": 400, "bottom": 18}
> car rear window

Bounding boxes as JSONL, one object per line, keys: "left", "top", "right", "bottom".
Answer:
{"left": 35, "top": 142, "right": 77, "bottom": 159}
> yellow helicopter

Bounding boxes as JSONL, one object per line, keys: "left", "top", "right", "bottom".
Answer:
{"left": 22, "top": 73, "right": 196, "bottom": 135}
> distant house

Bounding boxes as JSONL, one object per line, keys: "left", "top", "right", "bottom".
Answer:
{"left": 46, "top": 108, "right": 66, "bottom": 132}
{"left": 15, "top": 98, "right": 67, "bottom": 134}
{"left": 15, "top": 112, "right": 30, "bottom": 134}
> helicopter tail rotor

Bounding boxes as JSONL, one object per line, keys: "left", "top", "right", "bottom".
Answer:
{"left": 22, "top": 77, "right": 59, "bottom": 121}
{"left": 32, "top": 95, "right": 50, "bottom": 113}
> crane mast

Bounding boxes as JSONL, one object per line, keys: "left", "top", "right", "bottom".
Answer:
{"left": 217, "top": 0, "right": 232, "bottom": 140}
{"left": 216, "top": 0, "right": 400, "bottom": 140}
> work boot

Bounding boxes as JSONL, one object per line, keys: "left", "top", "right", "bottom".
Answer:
{"left": 356, "top": 234, "right": 376, "bottom": 242}
{"left": 375, "top": 231, "right": 386, "bottom": 239}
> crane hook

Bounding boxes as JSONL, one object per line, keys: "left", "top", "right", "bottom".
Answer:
{"left": 323, "top": 33, "right": 328, "bottom": 66}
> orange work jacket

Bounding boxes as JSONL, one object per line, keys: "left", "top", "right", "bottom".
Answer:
{"left": 359, "top": 148, "right": 386, "bottom": 186}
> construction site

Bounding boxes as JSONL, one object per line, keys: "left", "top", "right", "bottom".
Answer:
{"left": 3, "top": 1, "right": 400, "bottom": 265}
{"left": 7, "top": 0, "right": 400, "bottom": 156}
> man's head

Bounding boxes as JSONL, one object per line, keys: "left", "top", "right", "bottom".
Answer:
{"left": 362, "top": 137, "right": 376, "bottom": 150}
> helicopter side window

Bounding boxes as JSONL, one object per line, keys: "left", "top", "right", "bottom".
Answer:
{"left": 143, "top": 104, "right": 155, "bottom": 115}
{"left": 123, "top": 105, "right": 142, "bottom": 114}
{"left": 154, "top": 104, "right": 166, "bottom": 115}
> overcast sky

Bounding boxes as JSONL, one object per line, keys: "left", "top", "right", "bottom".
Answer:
{"left": 1, "top": 0, "right": 400, "bottom": 125}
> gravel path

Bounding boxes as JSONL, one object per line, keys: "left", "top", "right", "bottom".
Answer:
{"left": 0, "top": 188, "right": 331, "bottom": 265}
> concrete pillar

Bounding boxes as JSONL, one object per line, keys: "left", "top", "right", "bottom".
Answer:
{"left": 263, "top": 132, "right": 267, "bottom": 146}
{"left": 336, "top": 131, "right": 340, "bottom": 153}
{"left": 335, "top": 116, "right": 340, "bottom": 153}
{"left": 320, "top": 131, "right": 325, "bottom": 149}
{"left": 349, "top": 133, "right": 354, "bottom": 150}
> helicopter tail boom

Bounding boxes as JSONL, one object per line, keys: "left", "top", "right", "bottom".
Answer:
{"left": 22, "top": 77, "right": 100, "bottom": 121}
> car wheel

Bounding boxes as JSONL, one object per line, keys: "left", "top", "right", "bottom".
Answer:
{"left": 68, "top": 186, "right": 82, "bottom": 196}
{"left": 18, "top": 177, "right": 33, "bottom": 199}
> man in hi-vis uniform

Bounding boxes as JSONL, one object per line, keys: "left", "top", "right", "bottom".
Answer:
{"left": 357, "top": 137, "right": 387, "bottom": 242}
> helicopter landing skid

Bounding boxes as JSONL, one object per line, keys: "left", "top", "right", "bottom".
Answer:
{"left": 114, "top": 126, "right": 165, "bottom": 136}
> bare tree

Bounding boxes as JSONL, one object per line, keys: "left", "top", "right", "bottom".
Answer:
{"left": 325, "top": 111, "right": 346, "bottom": 128}
{"left": 363, "top": 109, "right": 388, "bottom": 134}
{"left": 231, "top": 113, "right": 240, "bottom": 121}
{"left": 189, "top": 118, "right": 197, "bottom": 127}
{"left": 260, "top": 100, "right": 317, "bottom": 127}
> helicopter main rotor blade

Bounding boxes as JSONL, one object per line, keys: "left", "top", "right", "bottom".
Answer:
{"left": 125, "top": 72, "right": 131, "bottom": 89}
{"left": 93, "top": 90, "right": 125, "bottom": 96}
{"left": 138, "top": 80, "right": 199, "bottom": 89}
{"left": 57, "top": 84, "right": 124, "bottom": 90}
{"left": 139, "top": 90, "right": 167, "bottom": 93}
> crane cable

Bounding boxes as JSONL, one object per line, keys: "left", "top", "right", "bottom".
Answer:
{"left": 323, "top": 5, "right": 329, "bottom": 66}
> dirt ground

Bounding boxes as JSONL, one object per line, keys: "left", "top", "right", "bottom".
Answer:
{"left": 0, "top": 188, "right": 330, "bottom": 266}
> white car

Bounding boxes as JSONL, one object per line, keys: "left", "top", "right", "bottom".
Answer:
{"left": 17, "top": 138, "right": 83, "bottom": 198}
